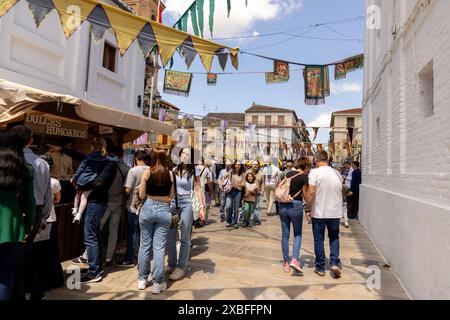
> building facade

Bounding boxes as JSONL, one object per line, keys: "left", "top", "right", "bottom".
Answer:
{"left": 123, "top": 0, "right": 165, "bottom": 103}
{"left": 245, "top": 103, "right": 308, "bottom": 149}
{"left": 329, "top": 108, "right": 362, "bottom": 164}
{"left": 362, "top": 0, "right": 450, "bottom": 299}
{"left": 0, "top": 0, "right": 147, "bottom": 117}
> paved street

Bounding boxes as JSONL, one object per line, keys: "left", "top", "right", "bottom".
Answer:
{"left": 47, "top": 204, "right": 409, "bottom": 300}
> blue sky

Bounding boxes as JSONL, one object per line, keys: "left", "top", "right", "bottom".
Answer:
{"left": 160, "top": 0, "right": 365, "bottom": 144}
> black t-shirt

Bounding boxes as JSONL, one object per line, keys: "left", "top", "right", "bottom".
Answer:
{"left": 285, "top": 171, "right": 308, "bottom": 201}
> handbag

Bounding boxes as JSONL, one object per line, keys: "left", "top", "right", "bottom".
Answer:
{"left": 221, "top": 173, "right": 232, "bottom": 193}
{"left": 171, "top": 171, "right": 180, "bottom": 229}
{"left": 131, "top": 187, "right": 144, "bottom": 216}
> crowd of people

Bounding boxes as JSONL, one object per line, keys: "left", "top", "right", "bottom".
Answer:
{"left": 0, "top": 124, "right": 362, "bottom": 299}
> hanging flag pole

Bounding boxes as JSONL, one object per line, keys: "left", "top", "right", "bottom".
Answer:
{"left": 149, "top": 0, "right": 162, "bottom": 119}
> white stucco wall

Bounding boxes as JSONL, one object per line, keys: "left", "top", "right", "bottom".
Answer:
{"left": 362, "top": 0, "right": 450, "bottom": 299}
{"left": 0, "top": 0, "right": 145, "bottom": 116}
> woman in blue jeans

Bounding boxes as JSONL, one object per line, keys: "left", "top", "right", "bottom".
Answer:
{"left": 278, "top": 157, "right": 310, "bottom": 274}
{"left": 223, "top": 161, "right": 245, "bottom": 229}
{"left": 137, "top": 149, "right": 174, "bottom": 294}
{"left": 166, "top": 148, "right": 205, "bottom": 282}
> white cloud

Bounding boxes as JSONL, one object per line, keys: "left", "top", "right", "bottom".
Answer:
{"left": 307, "top": 112, "right": 331, "bottom": 142}
{"left": 330, "top": 82, "right": 363, "bottom": 94}
{"left": 164, "top": 0, "right": 303, "bottom": 39}
{"left": 308, "top": 112, "right": 332, "bottom": 128}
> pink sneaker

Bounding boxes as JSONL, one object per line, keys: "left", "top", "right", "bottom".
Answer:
{"left": 290, "top": 259, "right": 303, "bottom": 274}
{"left": 282, "top": 261, "right": 290, "bottom": 273}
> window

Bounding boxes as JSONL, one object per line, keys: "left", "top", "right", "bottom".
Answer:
{"left": 278, "top": 115, "right": 285, "bottom": 126}
{"left": 347, "top": 117, "right": 355, "bottom": 128}
{"left": 102, "top": 42, "right": 116, "bottom": 72}
{"left": 252, "top": 115, "right": 258, "bottom": 124}
{"left": 418, "top": 60, "right": 434, "bottom": 118}
{"left": 265, "top": 116, "right": 271, "bottom": 126}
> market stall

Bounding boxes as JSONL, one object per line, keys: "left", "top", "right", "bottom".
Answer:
{"left": 0, "top": 79, "right": 177, "bottom": 260}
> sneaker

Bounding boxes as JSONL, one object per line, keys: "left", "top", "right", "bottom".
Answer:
{"left": 116, "top": 260, "right": 135, "bottom": 268}
{"left": 290, "top": 259, "right": 303, "bottom": 274}
{"left": 80, "top": 273, "right": 102, "bottom": 284}
{"left": 98, "top": 270, "right": 105, "bottom": 276}
{"left": 282, "top": 261, "right": 290, "bottom": 273}
{"left": 331, "top": 265, "right": 342, "bottom": 278}
{"left": 165, "top": 266, "right": 175, "bottom": 274}
{"left": 234, "top": 224, "right": 239, "bottom": 229}
{"left": 151, "top": 282, "right": 167, "bottom": 295}
{"left": 169, "top": 268, "right": 185, "bottom": 281}
{"left": 314, "top": 269, "right": 326, "bottom": 277}
{"left": 253, "top": 220, "right": 261, "bottom": 226}
{"left": 226, "top": 223, "right": 232, "bottom": 228}
{"left": 30, "top": 293, "right": 47, "bottom": 300}
{"left": 71, "top": 256, "right": 88, "bottom": 265}
{"left": 105, "top": 259, "right": 115, "bottom": 267}
{"left": 138, "top": 279, "right": 148, "bottom": 290}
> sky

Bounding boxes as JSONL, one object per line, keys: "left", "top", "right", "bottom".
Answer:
{"left": 159, "top": 0, "right": 365, "bottom": 144}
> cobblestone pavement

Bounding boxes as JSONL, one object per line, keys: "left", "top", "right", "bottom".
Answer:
{"left": 47, "top": 205, "right": 409, "bottom": 300}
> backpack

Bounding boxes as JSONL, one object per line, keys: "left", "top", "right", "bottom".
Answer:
{"left": 275, "top": 172, "right": 302, "bottom": 203}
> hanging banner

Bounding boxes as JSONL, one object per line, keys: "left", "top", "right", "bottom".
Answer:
{"left": 274, "top": 60, "right": 289, "bottom": 77}
{"left": 348, "top": 127, "right": 354, "bottom": 145}
{"left": 313, "top": 127, "right": 319, "bottom": 141}
{"left": 324, "top": 66, "right": 330, "bottom": 97}
{"left": 163, "top": 70, "right": 193, "bottom": 97}
{"left": 329, "top": 143, "right": 336, "bottom": 155}
{"left": 344, "top": 54, "right": 364, "bottom": 73}
{"left": 334, "top": 62, "right": 346, "bottom": 80}
{"left": 207, "top": 73, "right": 217, "bottom": 86}
{"left": 334, "top": 54, "right": 364, "bottom": 80}
{"left": 304, "top": 66, "right": 326, "bottom": 105}
{"left": 265, "top": 72, "right": 289, "bottom": 84}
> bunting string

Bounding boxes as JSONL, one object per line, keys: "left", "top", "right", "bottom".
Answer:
{"left": 0, "top": 0, "right": 240, "bottom": 72}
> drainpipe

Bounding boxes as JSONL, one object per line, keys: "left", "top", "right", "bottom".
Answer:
{"left": 84, "top": 29, "right": 92, "bottom": 98}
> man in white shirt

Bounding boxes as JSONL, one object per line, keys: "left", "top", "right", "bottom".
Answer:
{"left": 305, "top": 151, "right": 343, "bottom": 279}
{"left": 262, "top": 158, "right": 280, "bottom": 215}
{"left": 117, "top": 151, "right": 148, "bottom": 267}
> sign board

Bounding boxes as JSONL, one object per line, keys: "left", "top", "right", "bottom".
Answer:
{"left": 25, "top": 113, "right": 88, "bottom": 139}
{"left": 98, "top": 125, "right": 114, "bottom": 135}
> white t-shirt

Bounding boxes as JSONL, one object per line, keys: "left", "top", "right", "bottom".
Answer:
{"left": 308, "top": 166, "right": 343, "bottom": 219}
{"left": 196, "top": 165, "right": 213, "bottom": 186}
{"left": 344, "top": 168, "right": 353, "bottom": 189}
{"left": 262, "top": 165, "right": 280, "bottom": 186}
{"left": 34, "top": 178, "right": 61, "bottom": 242}
{"left": 125, "top": 165, "right": 149, "bottom": 213}
{"left": 47, "top": 178, "right": 61, "bottom": 223}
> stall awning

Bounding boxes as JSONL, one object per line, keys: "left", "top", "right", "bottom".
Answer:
{"left": 0, "top": 79, "right": 177, "bottom": 135}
